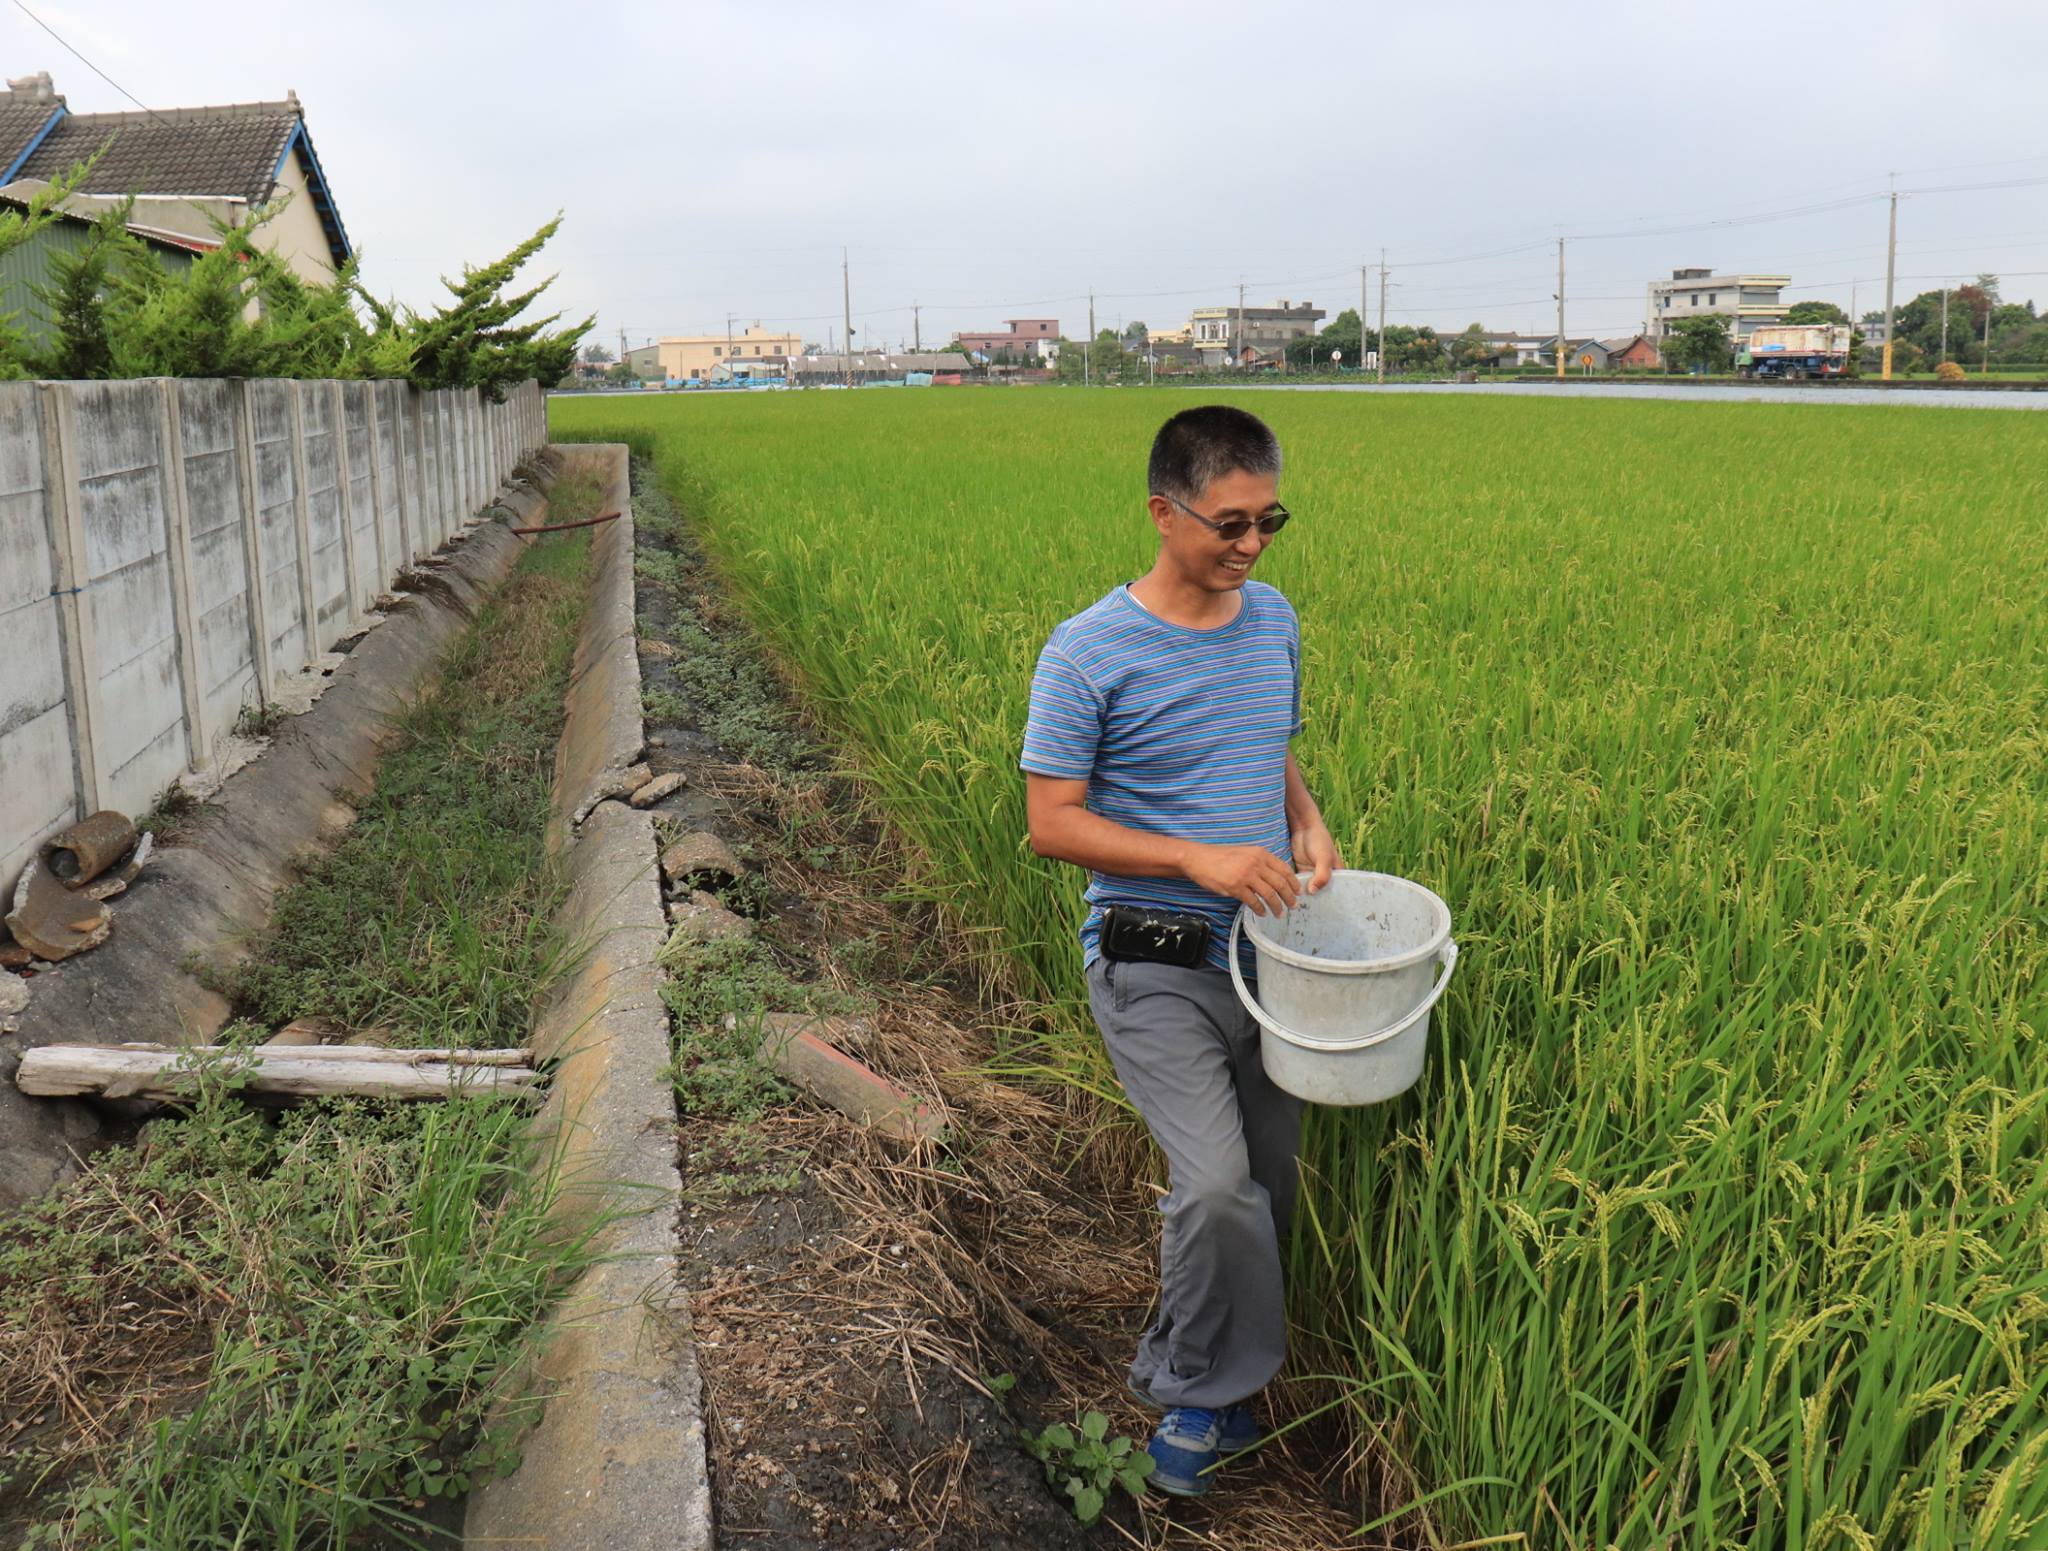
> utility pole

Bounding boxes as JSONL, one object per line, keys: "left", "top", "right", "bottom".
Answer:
{"left": 1555, "top": 236, "right": 1566, "bottom": 381}
{"left": 1940, "top": 287, "right": 1950, "bottom": 363}
{"left": 913, "top": 303, "right": 921, "bottom": 353}
{"left": 726, "top": 312, "right": 735, "bottom": 360}
{"left": 618, "top": 325, "right": 627, "bottom": 365}
{"left": 1376, "top": 252, "right": 1387, "bottom": 385}
{"left": 1236, "top": 280, "right": 1246, "bottom": 373}
{"left": 1086, "top": 290, "right": 1094, "bottom": 386}
{"left": 1881, "top": 174, "right": 1899, "bottom": 381}
{"left": 1360, "top": 263, "right": 1369, "bottom": 377}
{"left": 841, "top": 248, "right": 853, "bottom": 389}
{"left": 1982, "top": 296, "right": 1993, "bottom": 376}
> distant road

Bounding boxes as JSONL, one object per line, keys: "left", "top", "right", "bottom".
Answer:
{"left": 1239, "top": 381, "right": 2048, "bottom": 410}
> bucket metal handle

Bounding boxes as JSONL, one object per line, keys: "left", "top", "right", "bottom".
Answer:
{"left": 1228, "top": 911, "right": 1459, "bottom": 1056}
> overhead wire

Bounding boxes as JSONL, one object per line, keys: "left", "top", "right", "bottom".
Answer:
{"left": 7, "top": 0, "right": 173, "bottom": 126}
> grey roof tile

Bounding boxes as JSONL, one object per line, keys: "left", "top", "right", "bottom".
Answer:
{"left": 0, "top": 100, "right": 63, "bottom": 180}
{"left": 18, "top": 103, "right": 299, "bottom": 204}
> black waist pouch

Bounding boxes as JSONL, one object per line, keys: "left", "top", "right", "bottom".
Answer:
{"left": 1100, "top": 904, "right": 1212, "bottom": 969}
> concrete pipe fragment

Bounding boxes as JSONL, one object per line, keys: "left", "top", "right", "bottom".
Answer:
{"left": 44, "top": 811, "right": 138, "bottom": 886}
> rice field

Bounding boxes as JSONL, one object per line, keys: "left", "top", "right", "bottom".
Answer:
{"left": 552, "top": 389, "right": 2048, "bottom": 1549}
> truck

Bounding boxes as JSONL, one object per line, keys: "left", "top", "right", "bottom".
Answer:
{"left": 1740, "top": 323, "right": 1854, "bottom": 379}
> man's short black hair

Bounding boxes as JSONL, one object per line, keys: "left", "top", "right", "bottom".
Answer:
{"left": 1147, "top": 405, "right": 1283, "bottom": 505}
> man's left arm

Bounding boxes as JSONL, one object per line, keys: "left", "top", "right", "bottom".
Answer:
{"left": 1284, "top": 749, "right": 1342, "bottom": 893}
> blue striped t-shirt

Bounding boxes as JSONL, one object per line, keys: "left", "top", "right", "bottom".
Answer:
{"left": 1020, "top": 579, "right": 1301, "bottom": 972}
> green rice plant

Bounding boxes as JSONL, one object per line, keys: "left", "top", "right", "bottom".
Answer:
{"left": 551, "top": 389, "right": 2048, "bottom": 1549}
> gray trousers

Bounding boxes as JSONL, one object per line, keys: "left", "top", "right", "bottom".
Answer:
{"left": 1086, "top": 956, "right": 1304, "bottom": 1410}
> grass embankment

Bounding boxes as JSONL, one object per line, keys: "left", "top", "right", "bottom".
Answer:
{"left": 0, "top": 494, "right": 598, "bottom": 1549}
{"left": 551, "top": 391, "right": 2048, "bottom": 1550}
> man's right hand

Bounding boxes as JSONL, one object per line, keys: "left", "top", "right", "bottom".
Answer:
{"left": 1181, "top": 843, "right": 1301, "bottom": 917}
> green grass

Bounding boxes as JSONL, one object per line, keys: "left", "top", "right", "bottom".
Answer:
{"left": 2, "top": 522, "right": 600, "bottom": 1549}
{"left": 551, "top": 389, "right": 2048, "bottom": 1549}
{"left": 215, "top": 533, "right": 589, "bottom": 1048}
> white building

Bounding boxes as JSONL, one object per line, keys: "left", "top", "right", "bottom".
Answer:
{"left": 1647, "top": 268, "right": 1789, "bottom": 346}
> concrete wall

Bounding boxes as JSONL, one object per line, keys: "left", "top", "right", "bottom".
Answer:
{"left": 0, "top": 377, "right": 547, "bottom": 907}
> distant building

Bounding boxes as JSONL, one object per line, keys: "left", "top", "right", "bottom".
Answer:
{"left": 953, "top": 318, "right": 1059, "bottom": 359}
{"left": 623, "top": 343, "right": 663, "bottom": 379}
{"left": 1529, "top": 335, "right": 1615, "bottom": 370}
{"left": 659, "top": 325, "right": 802, "bottom": 383}
{"left": 0, "top": 71, "right": 350, "bottom": 286}
{"left": 1189, "top": 299, "right": 1325, "bottom": 368}
{"left": 1647, "top": 268, "right": 1788, "bottom": 346}
{"left": 787, "top": 351, "right": 971, "bottom": 386}
{"left": 1604, "top": 335, "right": 1661, "bottom": 370}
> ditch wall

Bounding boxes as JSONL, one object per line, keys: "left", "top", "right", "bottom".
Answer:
{"left": 0, "top": 377, "right": 548, "bottom": 907}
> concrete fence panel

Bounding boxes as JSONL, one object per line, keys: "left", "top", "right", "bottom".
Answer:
{"left": 66, "top": 380, "right": 190, "bottom": 822}
{"left": 295, "top": 382, "right": 353, "bottom": 649}
{"left": 169, "top": 379, "right": 262, "bottom": 761}
{"left": 372, "top": 380, "right": 407, "bottom": 570}
{"left": 340, "top": 382, "right": 380, "bottom": 618}
{"left": 421, "top": 392, "right": 445, "bottom": 548}
{"left": 0, "top": 384, "right": 76, "bottom": 897}
{"left": 245, "top": 380, "right": 311, "bottom": 673}
{"left": 445, "top": 391, "right": 465, "bottom": 536}
{"left": 0, "top": 375, "right": 543, "bottom": 909}
{"left": 399, "top": 384, "right": 425, "bottom": 562}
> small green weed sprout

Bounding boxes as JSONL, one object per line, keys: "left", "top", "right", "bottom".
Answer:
{"left": 1021, "top": 1411, "right": 1153, "bottom": 1525}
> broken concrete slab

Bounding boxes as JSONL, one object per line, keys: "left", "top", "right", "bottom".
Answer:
{"left": 659, "top": 830, "right": 742, "bottom": 888}
{"left": 4, "top": 857, "right": 112, "bottom": 962}
{"left": 629, "top": 771, "right": 686, "bottom": 809}
{"left": 735, "top": 1011, "right": 946, "bottom": 1144}
{"left": 0, "top": 974, "right": 28, "bottom": 1029}
{"left": 666, "top": 894, "right": 755, "bottom": 942}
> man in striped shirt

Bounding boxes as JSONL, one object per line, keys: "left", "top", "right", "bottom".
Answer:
{"left": 1021, "top": 404, "right": 1340, "bottom": 1497}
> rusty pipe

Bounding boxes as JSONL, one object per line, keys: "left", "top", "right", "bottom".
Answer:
{"left": 44, "top": 811, "right": 138, "bottom": 887}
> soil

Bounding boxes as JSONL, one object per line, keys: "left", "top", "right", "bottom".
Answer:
{"left": 632, "top": 471, "right": 1364, "bottom": 1550}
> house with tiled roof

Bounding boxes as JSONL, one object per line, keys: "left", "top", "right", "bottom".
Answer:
{"left": 0, "top": 70, "right": 350, "bottom": 288}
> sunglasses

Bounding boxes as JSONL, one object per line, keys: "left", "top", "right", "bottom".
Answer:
{"left": 1161, "top": 491, "right": 1292, "bottom": 543}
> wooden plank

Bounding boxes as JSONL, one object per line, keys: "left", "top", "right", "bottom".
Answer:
{"left": 84, "top": 1042, "right": 532, "bottom": 1065}
{"left": 17, "top": 1044, "right": 540, "bottom": 1101}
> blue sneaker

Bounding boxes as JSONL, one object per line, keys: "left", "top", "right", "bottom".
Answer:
{"left": 1147, "top": 1407, "right": 1223, "bottom": 1496}
{"left": 1216, "top": 1403, "right": 1262, "bottom": 1456}
{"left": 1145, "top": 1405, "right": 1261, "bottom": 1495}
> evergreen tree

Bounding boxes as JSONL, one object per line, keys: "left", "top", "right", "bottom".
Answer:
{"left": 399, "top": 215, "right": 591, "bottom": 399}
{"left": 29, "top": 200, "right": 135, "bottom": 380}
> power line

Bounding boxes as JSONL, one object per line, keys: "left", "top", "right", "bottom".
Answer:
{"left": 8, "top": 0, "right": 172, "bottom": 125}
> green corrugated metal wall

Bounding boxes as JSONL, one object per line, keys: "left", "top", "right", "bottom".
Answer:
{"left": 0, "top": 222, "right": 196, "bottom": 344}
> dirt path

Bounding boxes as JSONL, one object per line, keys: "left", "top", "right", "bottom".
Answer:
{"left": 630, "top": 463, "right": 1363, "bottom": 1550}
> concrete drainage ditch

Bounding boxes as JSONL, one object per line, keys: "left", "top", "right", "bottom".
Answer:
{"left": 2, "top": 455, "right": 551, "bottom": 1207}
{"left": 462, "top": 443, "right": 713, "bottom": 1548}
{"left": 2, "top": 441, "right": 712, "bottom": 1548}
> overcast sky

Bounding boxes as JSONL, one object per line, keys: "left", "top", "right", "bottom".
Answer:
{"left": 6, "top": 0, "right": 2045, "bottom": 349}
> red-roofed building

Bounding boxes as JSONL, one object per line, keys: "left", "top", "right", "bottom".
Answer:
{"left": 953, "top": 317, "right": 1059, "bottom": 360}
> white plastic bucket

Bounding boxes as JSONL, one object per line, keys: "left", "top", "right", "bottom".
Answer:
{"left": 1227, "top": 870, "right": 1458, "bottom": 1106}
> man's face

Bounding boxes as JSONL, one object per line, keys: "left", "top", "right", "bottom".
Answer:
{"left": 1148, "top": 469, "right": 1283, "bottom": 593}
